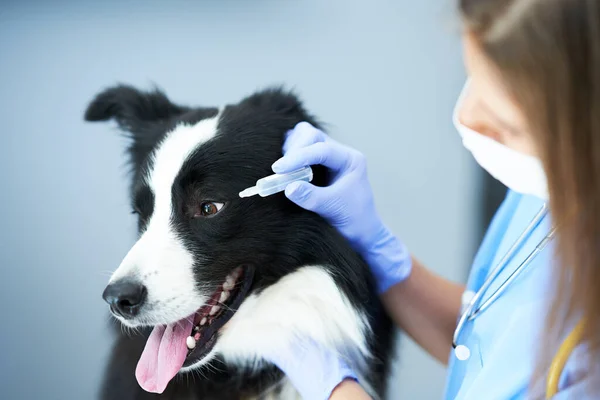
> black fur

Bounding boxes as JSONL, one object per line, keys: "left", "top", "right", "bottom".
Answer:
{"left": 85, "top": 84, "right": 395, "bottom": 399}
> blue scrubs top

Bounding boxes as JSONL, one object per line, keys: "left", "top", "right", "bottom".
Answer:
{"left": 443, "top": 190, "right": 591, "bottom": 399}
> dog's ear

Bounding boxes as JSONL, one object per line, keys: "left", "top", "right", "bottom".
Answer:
{"left": 247, "top": 87, "right": 331, "bottom": 189}
{"left": 240, "top": 86, "right": 324, "bottom": 129}
{"left": 84, "top": 84, "right": 193, "bottom": 182}
{"left": 84, "top": 84, "right": 190, "bottom": 134}
{"left": 243, "top": 87, "right": 332, "bottom": 188}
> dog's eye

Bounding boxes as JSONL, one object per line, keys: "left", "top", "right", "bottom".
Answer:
{"left": 195, "top": 202, "right": 224, "bottom": 217}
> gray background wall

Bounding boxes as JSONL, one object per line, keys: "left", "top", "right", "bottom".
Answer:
{"left": 0, "top": 1, "right": 484, "bottom": 399}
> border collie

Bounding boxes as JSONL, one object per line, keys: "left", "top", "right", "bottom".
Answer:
{"left": 85, "top": 84, "right": 395, "bottom": 399}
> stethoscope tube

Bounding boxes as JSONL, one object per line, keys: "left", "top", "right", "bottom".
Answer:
{"left": 471, "top": 227, "right": 556, "bottom": 320}
{"left": 450, "top": 201, "right": 583, "bottom": 398}
{"left": 452, "top": 204, "right": 553, "bottom": 352}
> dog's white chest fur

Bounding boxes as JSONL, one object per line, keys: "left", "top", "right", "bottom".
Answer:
{"left": 185, "top": 266, "right": 374, "bottom": 398}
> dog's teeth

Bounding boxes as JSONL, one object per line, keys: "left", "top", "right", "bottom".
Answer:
{"left": 200, "top": 317, "right": 207, "bottom": 326}
{"left": 193, "top": 326, "right": 200, "bottom": 333}
{"left": 220, "top": 291, "right": 229, "bottom": 303}
{"left": 186, "top": 336, "right": 196, "bottom": 350}
{"left": 209, "top": 305, "right": 221, "bottom": 316}
{"left": 223, "top": 280, "right": 234, "bottom": 291}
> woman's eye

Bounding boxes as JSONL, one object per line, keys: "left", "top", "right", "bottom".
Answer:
{"left": 195, "top": 202, "right": 224, "bottom": 217}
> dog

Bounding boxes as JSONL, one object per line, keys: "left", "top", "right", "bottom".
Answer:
{"left": 85, "top": 84, "right": 396, "bottom": 399}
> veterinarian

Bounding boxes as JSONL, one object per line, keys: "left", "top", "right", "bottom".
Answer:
{"left": 262, "top": 1, "right": 600, "bottom": 399}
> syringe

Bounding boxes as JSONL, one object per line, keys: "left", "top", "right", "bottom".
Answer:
{"left": 239, "top": 166, "right": 313, "bottom": 198}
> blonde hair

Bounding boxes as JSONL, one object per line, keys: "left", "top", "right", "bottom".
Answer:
{"left": 460, "top": 0, "right": 600, "bottom": 395}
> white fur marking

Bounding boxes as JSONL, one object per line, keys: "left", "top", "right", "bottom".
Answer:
{"left": 108, "top": 115, "right": 220, "bottom": 326}
{"left": 146, "top": 115, "right": 220, "bottom": 209}
{"left": 181, "top": 266, "right": 375, "bottom": 397}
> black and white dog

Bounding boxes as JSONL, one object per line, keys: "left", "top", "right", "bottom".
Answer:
{"left": 85, "top": 85, "right": 395, "bottom": 399}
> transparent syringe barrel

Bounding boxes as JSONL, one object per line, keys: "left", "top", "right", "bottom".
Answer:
{"left": 256, "top": 166, "right": 313, "bottom": 197}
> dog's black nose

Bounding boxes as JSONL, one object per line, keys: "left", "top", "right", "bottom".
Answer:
{"left": 102, "top": 280, "right": 147, "bottom": 319}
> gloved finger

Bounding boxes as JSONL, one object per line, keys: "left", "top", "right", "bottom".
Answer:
{"left": 283, "top": 121, "right": 327, "bottom": 155}
{"left": 273, "top": 141, "right": 348, "bottom": 174}
{"left": 284, "top": 181, "right": 328, "bottom": 212}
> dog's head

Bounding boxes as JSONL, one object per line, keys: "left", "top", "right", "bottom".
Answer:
{"left": 85, "top": 85, "right": 336, "bottom": 393}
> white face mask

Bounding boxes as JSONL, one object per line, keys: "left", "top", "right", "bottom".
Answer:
{"left": 453, "top": 82, "right": 549, "bottom": 200}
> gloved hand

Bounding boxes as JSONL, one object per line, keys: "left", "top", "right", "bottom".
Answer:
{"left": 261, "top": 336, "right": 357, "bottom": 400}
{"left": 272, "top": 122, "right": 412, "bottom": 293}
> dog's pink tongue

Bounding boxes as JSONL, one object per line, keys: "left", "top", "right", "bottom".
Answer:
{"left": 135, "top": 317, "right": 194, "bottom": 394}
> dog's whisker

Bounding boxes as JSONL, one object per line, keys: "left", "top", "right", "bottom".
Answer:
{"left": 204, "top": 361, "right": 224, "bottom": 376}
{"left": 208, "top": 358, "right": 226, "bottom": 373}
{"left": 217, "top": 302, "right": 239, "bottom": 313}
{"left": 119, "top": 324, "right": 134, "bottom": 338}
{"left": 197, "top": 367, "right": 208, "bottom": 381}
{"left": 104, "top": 313, "right": 115, "bottom": 323}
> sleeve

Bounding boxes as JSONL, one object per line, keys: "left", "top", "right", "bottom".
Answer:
{"left": 552, "top": 343, "right": 597, "bottom": 398}
{"left": 551, "top": 379, "right": 594, "bottom": 399}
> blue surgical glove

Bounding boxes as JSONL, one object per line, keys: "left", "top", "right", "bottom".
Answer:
{"left": 262, "top": 337, "right": 358, "bottom": 400}
{"left": 272, "top": 122, "right": 412, "bottom": 293}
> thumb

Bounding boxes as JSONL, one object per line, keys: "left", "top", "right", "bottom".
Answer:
{"left": 284, "top": 181, "right": 324, "bottom": 211}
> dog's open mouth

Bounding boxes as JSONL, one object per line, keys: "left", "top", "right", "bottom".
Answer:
{"left": 184, "top": 265, "right": 255, "bottom": 365}
{"left": 135, "top": 265, "right": 254, "bottom": 394}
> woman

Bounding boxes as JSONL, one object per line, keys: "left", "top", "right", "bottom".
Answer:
{"left": 262, "top": 0, "right": 600, "bottom": 399}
